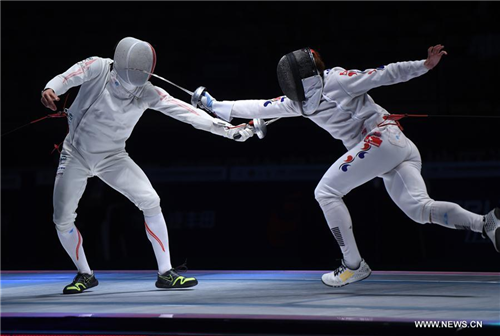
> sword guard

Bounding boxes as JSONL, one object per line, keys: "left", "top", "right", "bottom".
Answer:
{"left": 252, "top": 119, "right": 267, "bottom": 139}
{"left": 191, "top": 86, "right": 206, "bottom": 109}
{"left": 190, "top": 86, "right": 218, "bottom": 118}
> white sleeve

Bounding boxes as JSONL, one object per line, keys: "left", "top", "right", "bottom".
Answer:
{"left": 44, "top": 57, "right": 104, "bottom": 96}
{"left": 149, "top": 86, "right": 237, "bottom": 138}
{"left": 334, "top": 60, "right": 429, "bottom": 97}
{"left": 213, "top": 96, "right": 302, "bottom": 121}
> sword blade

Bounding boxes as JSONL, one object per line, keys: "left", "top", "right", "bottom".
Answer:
{"left": 127, "top": 68, "right": 194, "bottom": 96}
{"left": 265, "top": 117, "right": 281, "bottom": 126}
{"left": 148, "top": 73, "right": 194, "bottom": 96}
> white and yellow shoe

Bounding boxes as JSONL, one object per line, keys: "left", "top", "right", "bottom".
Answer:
{"left": 321, "top": 259, "right": 371, "bottom": 287}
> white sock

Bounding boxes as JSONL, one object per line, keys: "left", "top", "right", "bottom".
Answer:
{"left": 322, "top": 200, "right": 362, "bottom": 270}
{"left": 57, "top": 225, "right": 92, "bottom": 274}
{"left": 144, "top": 212, "right": 172, "bottom": 274}
{"left": 429, "top": 201, "right": 484, "bottom": 233}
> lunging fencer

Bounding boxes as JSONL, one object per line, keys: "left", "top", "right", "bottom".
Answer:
{"left": 198, "top": 45, "right": 500, "bottom": 287}
{"left": 41, "top": 37, "right": 254, "bottom": 294}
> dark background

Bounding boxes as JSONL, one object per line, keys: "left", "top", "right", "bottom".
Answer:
{"left": 1, "top": 1, "right": 499, "bottom": 272}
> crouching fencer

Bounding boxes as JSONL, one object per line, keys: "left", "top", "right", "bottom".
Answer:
{"left": 41, "top": 37, "right": 254, "bottom": 294}
{"left": 199, "top": 45, "right": 500, "bottom": 287}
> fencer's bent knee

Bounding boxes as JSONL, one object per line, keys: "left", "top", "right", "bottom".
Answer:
{"left": 143, "top": 205, "right": 162, "bottom": 217}
{"left": 53, "top": 215, "right": 74, "bottom": 232}
{"left": 137, "top": 194, "right": 161, "bottom": 213}
{"left": 314, "top": 182, "right": 344, "bottom": 207}
{"left": 53, "top": 204, "right": 78, "bottom": 232}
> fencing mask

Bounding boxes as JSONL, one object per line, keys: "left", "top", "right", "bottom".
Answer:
{"left": 114, "top": 37, "right": 156, "bottom": 87}
{"left": 277, "top": 48, "right": 319, "bottom": 102}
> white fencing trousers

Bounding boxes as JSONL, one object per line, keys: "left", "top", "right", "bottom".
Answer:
{"left": 53, "top": 140, "right": 163, "bottom": 270}
{"left": 57, "top": 224, "right": 92, "bottom": 274}
{"left": 144, "top": 212, "right": 172, "bottom": 273}
{"left": 314, "top": 125, "right": 484, "bottom": 269}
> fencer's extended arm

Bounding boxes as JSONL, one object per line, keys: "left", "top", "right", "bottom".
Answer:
{"left": 44, "top": 57, "right": 104, "bottom": 96}
{"left": 333, "top": 60, "right": 429, "bottom": 98}
{"left": 209, "top": 96, "right": 301, "bottom": 122}
{"left": 149, "top": 87, "right": 253, "bottom": 141}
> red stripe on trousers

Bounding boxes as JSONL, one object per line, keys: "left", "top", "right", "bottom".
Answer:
{"left": 145, "top": 221, "right": 166, "bottom": 252}
{"left": 76, "top": 229, "right": 82, "bottom": 261}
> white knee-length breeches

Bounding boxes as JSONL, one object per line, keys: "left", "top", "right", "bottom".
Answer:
{"left": 53, "top": 140, "right": 161, "bottom": 232}
{"left": 315, "top": 125, "right": 429, "bottom": 222}
{"left": 314, "top": 125, "right": 483, "bottom": 267}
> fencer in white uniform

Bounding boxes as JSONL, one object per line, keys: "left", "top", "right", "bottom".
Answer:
{"left": 199, "top": 45, "right": 500, "bottom": 287}
{"left": 41, "top": 37, "right": 254, "bottom": 294}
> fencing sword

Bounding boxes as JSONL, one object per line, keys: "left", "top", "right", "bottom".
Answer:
{"left": 131, "top": 68, "right": 277, "bottom": 139}
{"left": 248, "top": 117, "right": 281, "bottom": 139}
{"left": 133, "top": 69, "right": 206, "bottom": 108}
{"left": 149, "top": 69, "right": 284, "bottom": 138}
{"left": 128, "top": 68, "right": 210, "bottom": 111}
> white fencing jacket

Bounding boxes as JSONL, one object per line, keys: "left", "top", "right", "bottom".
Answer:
{"left": 44, "top": 57, "right": 236, "bottom": 157}
{"left": 214, "top": 60, "right": 429, "bottom": 150}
